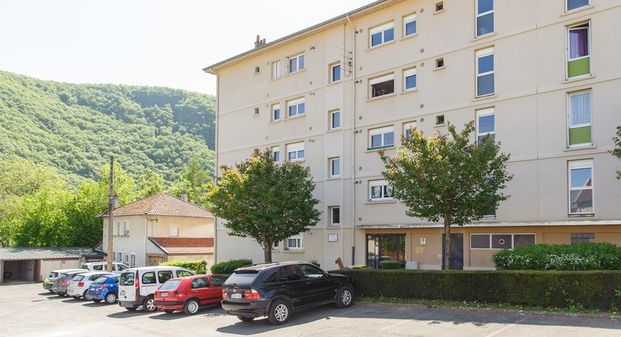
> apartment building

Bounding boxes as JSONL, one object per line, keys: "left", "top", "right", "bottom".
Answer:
{"left": 204, "top": 0, "right": 621, "bottom": 270}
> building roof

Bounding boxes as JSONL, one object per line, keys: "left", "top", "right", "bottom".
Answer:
{"left": 203, "top": 0, "right": 394, "bottom": 74}
{"left": 104, "top": 193, "right": 213, "bottom": 218}
{"left": 0, "top": 247, "right": 105, "bottom": 261}
{"left": 148, "top": 237, "right": 214, "bottom": 255}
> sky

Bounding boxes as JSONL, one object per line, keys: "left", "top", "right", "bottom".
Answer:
{"left": 0, "top": 0, "right": 376, "bottom": 95}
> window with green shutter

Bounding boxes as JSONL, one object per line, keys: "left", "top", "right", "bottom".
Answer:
{"left": 568, "top": 91, "right": 592, "bottom": 146}
{"left": 567, "top": 23, "right": 590, "bottom": 79}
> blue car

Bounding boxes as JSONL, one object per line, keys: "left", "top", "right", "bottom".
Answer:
{"left": 86, "top": 274, "right": 119, "bottom": 304}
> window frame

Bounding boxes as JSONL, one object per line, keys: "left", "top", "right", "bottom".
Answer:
{"left": 328, "top": 206, "right": 341, "bottom": 226}
{"left": 169, "top": 225, "right": 179, "bottom": 237}
{"left": 568, "top": 159, "right": 594, "bottom": 215}
{"left": 271, "top": 146, "right": 280, "bottom": 162}
{"left": 570, "top": 232, "right": 595, "bottom": 245}
{"left": 566, "top": 21, "right": 591, "bottom": 79}
{"left": 403, "top": 68, "right": 417, "bottom": 91}
{"left": 469, "top": 233, "right": 536, "bottom": 250}
{"left": 271, "top": 103, "right": 281, "bottom": 121}
{"left": 286, "top": 97, "right": 305, "bottom": 118}
{"left": 369, "top": 179, "right": 394, "bottom": 201}
{"left": 286, "top": 142, "right": 305, "bottom": 162}
{"left": 329, "top": 109, "right": 341, "bottom": 130}
{"left": 475, "top": 47, "right": 495, "bottom": 97}
{"left": 287, "top": 53, "right": 305, "bottom": 74}
{"left": 566, "top": 0, "right": 590, "bottom": 12}
{"left": 330, "top": 62, "right": 341, "bottom": 83}
{"left": 368, "top": 126, "right": 395, "bottom": 150}
{"left": 403, "top": 121, "right": 417, "bottom": 139}
{"left": 475, "top": 0, "right": 494, "bottom": 38}
{"left": 403, "top": 14, "right": 417, "bottom": 37}
{"left": 328, "top": 157, "right": 340, "bottom": 178}
{"left": 271, "top": 60, "right": 281, "bottom": 79}
{"left": 369, "top": 73, "right": 395, "bottom": 99}
{"left": 476, "top": 107, "right": 495, "bottom": 144}
{"left": 566, "top": 90, "right": 592, "bottom": 147}
{"left": 286, "top": 234, "right": 303, "bottom": 251}
{"left": 369, "top": 21, "right": 395, "bottom": 48}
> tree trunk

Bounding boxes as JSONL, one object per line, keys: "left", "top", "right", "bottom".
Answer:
{"left": 263, "top": 240, "right": 273, "bottom": 263}
{"left": 443, "top": 216, "right": 451, "bottom": 270}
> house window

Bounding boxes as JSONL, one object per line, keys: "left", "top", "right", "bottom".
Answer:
{"left": 273, "top": 241, "right": 280, "bottom": 250}
{"left": 369, "top": 179, "right": 394, "bottom": 201}
{"left": 272, "top": 146, "right": 280, "bottom": 162}
{"left": 271, "top": 61, "right": 281, "bottom": 79}
{"left": 567, "top": 22, "right": 590, "bottom": 78}
{"left": 287, "top": 142, "right": 305, "bottom": 162}
{"left": 476, "top": 108, "right": 495, "bottom": 144}
{"left": 116, "top": 252, "right": 123, "bottom": 262}
{"left": 272, "top": 103, "right": 281, "bottom": 121}
{"left": 569, "top": 160, "right": 594, "bottom": 214}
{"left": 403, "top": 14, "right": 417, "bottom": 37}
{"left": 253, "top": 107, "right": 260, "bottom": 116}
{"left": 476, "top": 0, "right": 494, "bottom": 37}
{"left": 369, "top": 22, "right": 395, "bottom": 47}
{"left": 403, "top": 121, "right": 417, "bottom": 139}
{"left": 330, "top": 110, "right": 341, "bottom": 130}
{"left": 124, "top": 254, "right": 129, "bottom": 264}
{"left": 287, "top": 98, "right": 305, "bottom": 117}
{"left": 369, "top": 126, "right": 395, "bottom": 150}
{"left": 435, "top": 57, "right": 445, "bottom": 69}
{"left": 169, "top": 226, "right": 179, "bottom": 237}
{"left": 369, "top": 74, "right": 395, "bottom": 98}
{"left": 330, "top": 63, "right": 341, "bottom": 82}
{"left": 329, "top": 206, "right": 340, "bottom": 226}
{"left": 113, "top": 221, "right": 119, "bottom": 236}
{"left": 403, "top": 68, "right": 417, "bottom": 91}
{"left": 567, "top": 0, "right": 589, "bottom": 11}
{"left": 571, "top": 233, "right": 594, "bottom": 245}
{"left": 287, "top": 53, "right": 305, "bottom": 74}
{"left": 435, "top": 115, "right": 445, "bottom": 126}
{"left": 254, "top": 66, "right": 260, "bottom": 74}
{"left": 329, "top": 157, "right": 340, "bottom": 178}
{"left": 435, "top": 1, "right": 444, "bottom": 12}
{"left": 470, "top": 234, "right": 535, "bottom": 249}
{"left": 567, "top": 90, "right": 592, "bottom": 147}
{"left": 286, "top": 235, "right": 303, "bottom": 250}
{"left": 130, "top": 254, "right": 136, "bottom": 268}
{"left": 476, "top": 47, "right": 495, "bottom": 97}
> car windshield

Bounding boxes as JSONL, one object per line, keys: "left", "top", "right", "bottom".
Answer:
{"left": 120, "top": 272, "right": 135, "bottom": 286}
{"left": 224, "top": 271, "right": 259, "bottom": 286}
{"left": 159, "top": 279, "right": 181, "bottom": 291}
{"left": 72, "top": 275, "right": 85, "bottom": 281}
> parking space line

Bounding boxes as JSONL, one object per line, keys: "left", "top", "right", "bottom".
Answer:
{"left": 379, "top": 312, "right": 432, "bottom": 331}
{"left": 483, "top": 317, "right": 529, "bottom": 337}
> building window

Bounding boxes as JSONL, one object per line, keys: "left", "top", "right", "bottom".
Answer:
{"left": 435, "top": 1, "right": 444, "bottom": 12}
{"left": 367, "top": 234, "right": 405, "bottom": 269}
{"left": 272, "top": 146, "right": 280, "bottom": 162}
{"left": 476, "top": 108, "right": 495, "bottom": 144}
{"left": 567, "top": 0, "right": 589, "bottom": 11}
{"left": 369, "top": 73, "right": 395, "bottom": 98}
{"left": 476, "top": 0, "right": 494, "bottom": 37}
{"left": 272, "top": 103, "right": 281, "bottom": 121}
{"left": 287, "top": 98, "right": 305, "bottom": 117}
{"left": 569, "top": 160, "right": 594, "bottom": 214}
{"left": 567, "top": 91, "right": 592, "bottom": 147}
{"left": 286, "top": 235, "right": 303, "bottom": 250}
{"left": 130, "top": 254, "right": 136, "bottom": 268}
{"left": 403, "top": 121, "right": 417, "bottom": 139}
{"left": 369, "top": 22, "right": 395, "bottom": 47}
{"left": 571, "top": 233, "right": 595, "bottom": 245}
{"left": 271, "top": 61, "right": 281, "bottom": 79}
{"left": 476, "top": 47, "right": 495, "bottom": 97}
{"left": 330, "top": 63, "right": 341, "bottom": 82}
{"left": 567, "top": 22, "right": 590, "bottom": 79}
{"left": 116, "top": 252, "right": 122, "bottom": 262}
{"left": 369, "top": 179, "right": 394, "bottom": 201}
{"left": 403, "top": 68, "right": 417, "bottom": 91}
{"left": 329, "top": 206, "right": 340, "bottom": 226}
{"left": 435, "top": 115, "right": 445, "bottom": 126}
{"left": 169, "top": 226, "right": 179, "bottom": 237}
{"left": 273, "top": 241, "right": 280, "bottom": 250}
{"left": 253, "top": 107, "right": 260, "bottom": 116}
{"left": 330, "top": 110, "right": 341, "bottom": 130}
{"left": 403, "top": 14, "right": 417, "bottom": 37}
{"left": 329, "top": 157, "right": 340, "bottom": 178}
{"left": 254, "top": 66, "right": 260, "bottom": 74}
{"left": 369, "top": 126, "right": 395, "bottom": 150}
{"left": 470, "top": 234, "right": 535, "bottom": 249}
{"left": 287, "top": 53, "right": 305, "bottom": 74}
{"left": 435, "top": 57, "right": 445, "bottom": 69}
{"left": 287, "top": 142, "right": 305, "bottom": 162}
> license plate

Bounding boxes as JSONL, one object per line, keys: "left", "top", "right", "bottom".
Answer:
{"left": 160, "top": 292, "right": 168, "bottom": 297}
{"left": 231, "top": 293, "right": 242, "bottom": 299}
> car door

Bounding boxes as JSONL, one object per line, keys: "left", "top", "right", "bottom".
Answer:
{"left": 281, "top": 265, "right": 309, "bottom": 308}
{"left": 298, "top": 264, "right": 335, "bottom": 303}
{"left": 190, "top": 277, "right": 211, "bottom": 305}
{"left": 209, "top": 275, "right": 225, "bottom": 303}
{"left": 140, "top": 271, "right": 159, "bottom": 297}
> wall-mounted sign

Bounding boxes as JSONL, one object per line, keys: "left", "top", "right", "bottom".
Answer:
{"left": 420, "top": 237, "right": 427, "bottom": 246}
{"left": 328, "top": 233, "right": 338, "bottom": 242}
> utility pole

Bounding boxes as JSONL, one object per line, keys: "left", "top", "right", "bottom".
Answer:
{"left": 106, "top": 156, "right": 115, "bottom": 273}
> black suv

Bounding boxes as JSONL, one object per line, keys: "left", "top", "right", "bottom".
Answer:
{"left": 221, "top": 261, "right": 354, "bottom": 325}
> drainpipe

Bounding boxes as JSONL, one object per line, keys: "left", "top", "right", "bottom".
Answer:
{"left": 346, "top": 14, "right": 357, "bottom": 266}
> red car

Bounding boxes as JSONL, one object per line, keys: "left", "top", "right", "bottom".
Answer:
{"left": 155, "top": 274, "right": 226, "bottom": 314}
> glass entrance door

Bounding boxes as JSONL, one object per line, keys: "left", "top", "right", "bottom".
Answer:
{"left": 366, "top": 234, "right": 406, "bottom": 269}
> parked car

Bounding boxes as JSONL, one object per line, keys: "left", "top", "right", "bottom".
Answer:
{"left": 67, "top": 272, "right": 113, "bottom": 299}
{"left": 49, "top": 269, "right": 89, "bottom": 296}
{"left": 42, "top": 269, "right": 87, "bottom": 293}
{"left": 221, "top": 261, "right": 354, "bottom": 325}
{"left": 81, "top": 261, "right": 129, "bottom": 274}
{"left": 118, "top": 266, "right": 194, "bottom": 312}
{"left": 86, "top": 274, "right": 120, "bottom": 304}
{"left": 155, "top": 274, "right": 227, "bottom": 315}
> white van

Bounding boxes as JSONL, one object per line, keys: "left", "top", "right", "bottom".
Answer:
{"left": 81, "top": 262, "right": 129, "bottom": 274}
{"left": 118, "top": 266, "right": 194, "bottom": 311}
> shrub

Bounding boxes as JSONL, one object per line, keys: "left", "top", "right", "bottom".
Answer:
{"left": 493, "top": 243, "right": 621, "bottom": 270}
{"left": 211, "top": 259, "right": 252, "bottom": 274}
{"left": 333, "top": 269, "right": 621, "bottom": 310}
{"left": 379, "top": 260, "right": 402, "bottom": 269}
{"left": 160, "top": 260, "right": 206, "bottom": 274}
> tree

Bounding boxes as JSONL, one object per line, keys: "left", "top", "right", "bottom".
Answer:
{"left": 205, "top": 149, "right": 321, "bottom": 263}
{"left": 613, "top": 126, "right": 621, "bottom": 180}
{"left": 171, "top": 157, "right": 212, "bottom": 205}
{"left": 380, "top": 122, "right": 512, "bottom": 270}
{"left": 136, "top": 169, "right": 165, "bottom": 199}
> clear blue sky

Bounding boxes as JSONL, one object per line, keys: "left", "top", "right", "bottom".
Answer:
{"left": 0, "top": 0, "right": 375, "bottom": 95}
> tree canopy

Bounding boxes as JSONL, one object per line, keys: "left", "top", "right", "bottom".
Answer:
{"left": 613, "top": 126, "right": 621, "bottom": 180}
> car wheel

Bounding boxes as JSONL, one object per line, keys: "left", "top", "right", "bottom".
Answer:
{"left": 164, "top": 309, "right": 175, "bottom": 314}
{"left": 105, "top": 293, "right": 117, "bottom": 304}
{"left": 82, "top": 290, "right": 88, "bottom": 300}
{"left": 268, "top": 299, "right": 291, "bottom": 325}
{"left": 93, "top": 299, "right": 102, "bottom": 303}
{"left": 143, "top": 296, "right": 157, "bottom": 312}
{"left": 335, "top": 285, "right": 354, "bottom": 308}
{"left": 183, "top": 299, "right": 200, "bottom": 315}
{"left": 238, "top": 316, "right": 254, "bottom": 322}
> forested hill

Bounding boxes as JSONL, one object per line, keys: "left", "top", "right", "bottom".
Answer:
{"left": 0, "top": 70, "right": 215, "bottom": 185}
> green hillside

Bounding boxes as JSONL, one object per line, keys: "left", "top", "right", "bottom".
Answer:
{"left": 0, "top": 70, "right": 215, "bottom": 185}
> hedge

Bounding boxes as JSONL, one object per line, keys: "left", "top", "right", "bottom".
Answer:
{"left": 211, "top": 259, "right": 252, "bottom": 274}
{"left": 379, "top": 260, "right": 402, "bottom": 269}
{"left": 493, "top": 243, "right": 621, "bottom": 270}
{"left": 334, "top": 269, "right": 621, "bottom": 310}
{"left": 160, "top": 260, "right": 206, "bottom": 274}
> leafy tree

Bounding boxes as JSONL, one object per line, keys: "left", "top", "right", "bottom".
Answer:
{"left": 136, "top": 169, "right": 165, "bottom": 199}
{"left": 613, "top": 126, "right": 621, "bottom": 180}
{"left": 171, "top": 157, "right": 213, "bottom": 205}
{"left": 205, "top": 150, "right": 321, "bottom": 263}
{"left": 380, "top": 122, "right": 512, "bottom": 270}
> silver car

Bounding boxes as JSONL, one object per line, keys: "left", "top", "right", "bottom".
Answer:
{"left": 50, "top": 270, "right": 88, "bottom": 296}
{"left": 67, "top": 272, "right": 113, "bottom": 299}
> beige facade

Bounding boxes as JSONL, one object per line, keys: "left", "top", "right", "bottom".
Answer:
{"left": 206, "top": 0, "right": 621, "bottom": 269}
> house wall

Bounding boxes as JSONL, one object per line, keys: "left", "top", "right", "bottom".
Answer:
{"left": 39, "top": 259, "right": 81, "bottom": 281}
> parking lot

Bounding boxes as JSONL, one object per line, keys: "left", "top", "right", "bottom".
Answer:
{"left": 1, "top": 283, "right": 620, "bottom": 337}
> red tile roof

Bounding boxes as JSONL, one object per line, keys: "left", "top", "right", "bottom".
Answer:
{"left": 105, "top": 193, "right": 213, "bottom": 218}
{"left": 149, "top": 237, "right": 214, "bottom": 255}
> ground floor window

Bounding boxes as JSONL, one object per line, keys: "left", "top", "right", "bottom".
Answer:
{"left": 470, "top": 233, "right": 535, "bottom": 249}
{"left": 571, "top": 232, "right": 594, "bottom": 245}
{"left": 366, "top": 234, "right": 405, "bottom": 269}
